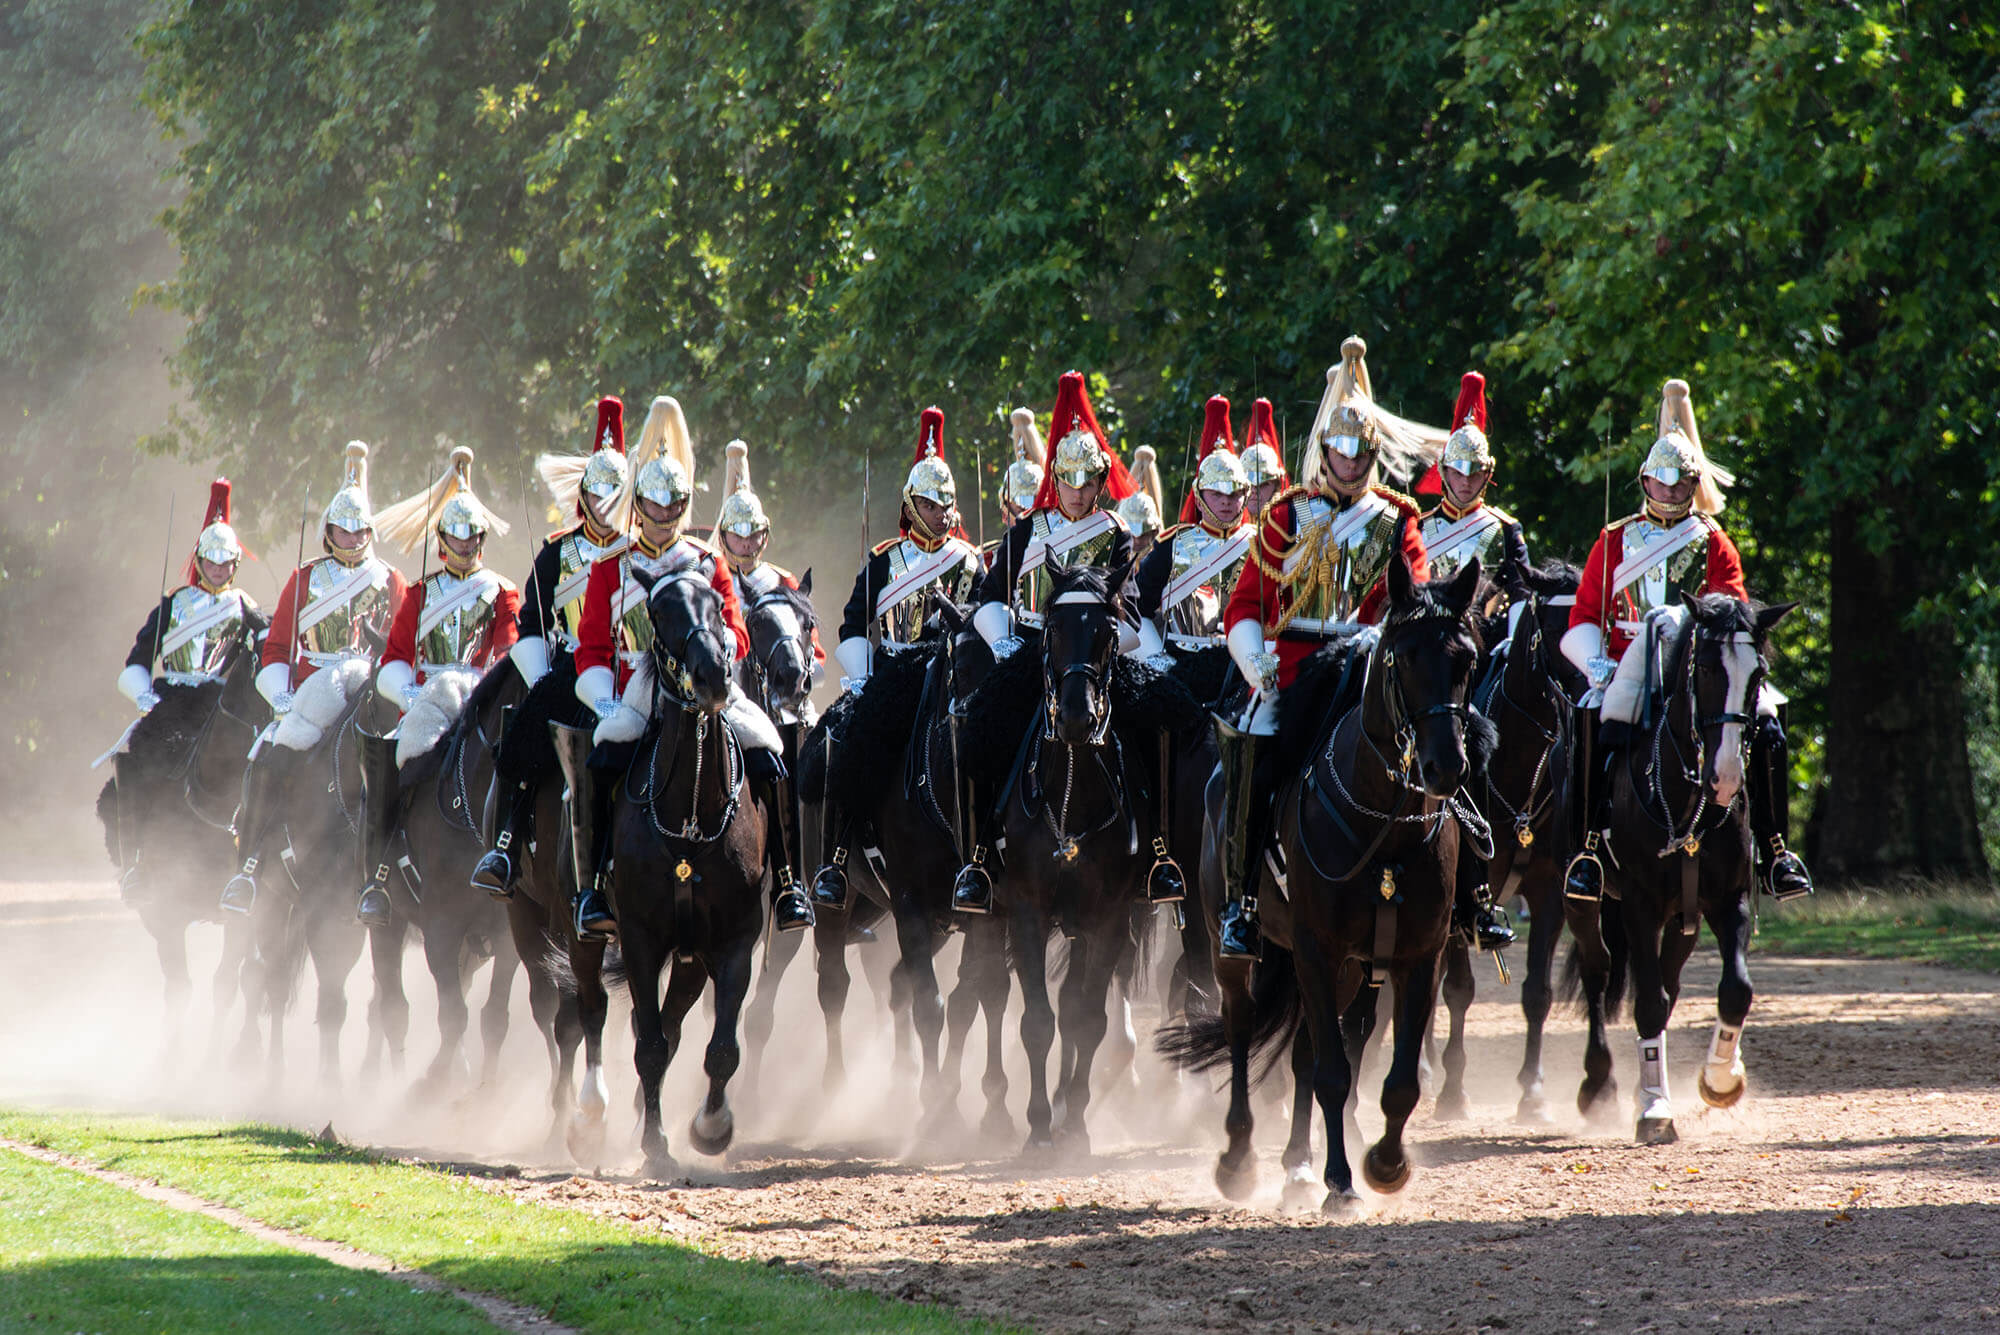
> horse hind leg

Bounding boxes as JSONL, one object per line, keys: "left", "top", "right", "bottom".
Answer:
{"left": 739, "top": 921, "right": 797, "bottom": 1103}
{"left": 1515, "top": 869, "right": 1563, "bottom": 1124}
{"left": 812, "top": 914, "right": 856, "bottom": 1099}
{"left": 565, "top": 941, "right": 613, "bottom": 1171}
{"left": 1051, "top": 932, "right": 1119, "bottom": 1161}
{"left": 1279, "top": 1020, "right": 1320, "bottom": 1211}
{"left": 1432, "top": 940, "right": 1475, "bottom": 1122}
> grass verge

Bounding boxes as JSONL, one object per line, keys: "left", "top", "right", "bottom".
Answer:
{"left": 0, "top": 1111, "right": 1010, "bottom": 1334}
{"left": 0, "top": 1144, "right": 494, "bottom": 1334}
{"left": 1756, "top": 886, "right": 2000, "bottom": 974}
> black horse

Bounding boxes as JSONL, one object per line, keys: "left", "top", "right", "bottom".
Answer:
{"left": 1433, "top": 560, "right": 1585, "bottom": 1124}
{"left": 95, "top": 622, "right": 267, "bottom": 1058}
{"left": 598, "top": 566, "right": 771, "bottom": 1177}
{"left": 1165, "top": 557, "right": 1486, "bottom": 1213}
{"left": 1566, "top": 593, "right": 1791, "bottom": 1144}
{"left": 366, "top": 662, "right": 527, "bottom": 1097}
{"left": 793, "top": 597, "right": 1016, "bottom": 1137}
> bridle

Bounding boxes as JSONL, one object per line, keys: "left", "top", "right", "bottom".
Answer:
{"left": 634, "top": 570, "right": 741, "bottom": 845}
{"left": 745, "top": 585, "right": 813, "bottom": 716}
{"left": 1025, "top": 586, "right": 1128, "bottom": 861}
{"left": 646, "top": 571, "right": 729, "bottom": 716}
{"left": 1041, "top": 589, "right": 1115, "bottom": 746}
{"left": 1643, "top": 616, "right": 1758, "bottom": 857}
{"left": 1483, "top": 590, "right": 1572, "bottom": 848}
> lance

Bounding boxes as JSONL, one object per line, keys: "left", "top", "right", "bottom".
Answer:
{"left": 148, "top": 491, "right": 178, "bottom": 678}
{"left": 286, "top": 491, "right": 310, "bottom": 683}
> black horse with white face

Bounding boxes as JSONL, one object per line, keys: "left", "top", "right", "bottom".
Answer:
{"left": 1565, "top": 593, "right": 1792, "bottom": 1145}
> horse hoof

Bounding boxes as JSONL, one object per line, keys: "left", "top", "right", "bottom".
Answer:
{"left": 1635, "top": 1117, "right": 1679, "bottom": 1146}
{"left": 1278, "top": 1169, "right": 1319, "bottom": 1213}
{"left": 979, "top": 1107, "right": 1014, "bottom": 1148}
{"left": 1053, "top": 1125, "right": 1091, "bottom": 1161}
{"left": 1698, "top": 1068, "right": 1746, "bottom": 1110}
{"left": 1214, "top": 1156, "right": 1258, "bottom": 1202}
{"left": 1021, "top": 1132, "right": 1057, "bottom": 1162}
{"left": 1577, "top": 1082, "right": 1620, "bottom": 1128}
{"left": 1361, "top": 1143, "right": 1412, "bottom": 1194}
{"left": 643, "top": 1152, "right": 679, "bottom": 1181}
{"left": 565, "top": 1120, "right": 606, "bottom": 1168}
{"left": 1432, "top": 1089, "right": 1471, "bottom": 1123}
{"left": 688, "top": 1107, "right": 735, "bottom": 1157}
{"left": 1321, "top": 1188, "right": 1365, "bottom": 1219}
{"left": 1515, "top": 1096, "right": 1554, "bottom": 1126}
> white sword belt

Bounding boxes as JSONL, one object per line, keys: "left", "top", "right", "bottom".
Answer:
{"left": 301, "top": 649, "right": 371, "bottom": 668}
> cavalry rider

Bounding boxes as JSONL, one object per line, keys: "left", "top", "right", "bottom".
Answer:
{"left": 1238, "top": 396, "right": 1289, "bottom": 524}
{"left": 812, "top": 406, "right": 983, "bottom": 909}
{"left": 222, "top": 442, "right": 408, "bottom": 915}
{"left": 986, "top": 406, "right": 1047, "bottom": 566}
{"left": 1560, "top": 378, "right": 1813, "bottom": 904}
{"left": 357, "top": 446, "right": 520, "bottom": 928}
{"left": 568, "top": 396, "right": 815, "bottom": 940}
{"left": 471, "top": 394, "right": 632, "bottom": 898}
{"left": 113, "top": 479, "right": 266, "bottom": 902}
{"left": 1116, "top": 445, "right": 1166, "bottom": 566}
{"left": 1417, "top": 372, "right": 1531, "bottom": 952}
{"left": 714, "top": 437, "right": 825, "bottom": 701}
{"left": 1134, "top": 394, "right": 1251, "bottom": 665}
{"left": 958, "top": 369, "right": 1141, "bottom": 913}
{"left": 1415, "top": 373, "right": 1530, "bottom": 583}
{"left": 1216, "top": 337, "right": 1444, "bottom": 960}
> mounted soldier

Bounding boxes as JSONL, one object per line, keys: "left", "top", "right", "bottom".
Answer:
{"left": 112, "top": 479, "right": 267, "bottom": 902}
{"left": 713, "top": 437, "right": 824, "bottom": 701}
{"left": 472, "top": 394, "right": 632, "bottom": 897}
{"left": 566, "top": 396, "right": 812, "bottom": 941}
{"left": 1116, "top": 444, "right": 1167, "bottom": 567}
{"left": 957, "top": 369, "right": 1140, "bottom": 913}
{"left": 1238, "top": 396, "right": 1289, "bottom": 524}
{"left": 988, "top": 406, "right": 1047, "bottom": 567}
{"left": 222, "top": 442, "right": 409, "bottom": 915}
{"left": 1134, "top": 394, "right": 1251, "bottom": 665}
{"left": 355, "top": 445, "right": 520, "bottom": 927}
{"left": 811, "top": 406, "right": 983, "bottom": 909}
{"left": 1417, "top": 371, "right": 1532, "bottom": 951}
{"left": 1215, "top": 336, "right": 1446, "bottom": 960}
{"left": 1560, "top": 378, "right": 1813, "bottom": 904}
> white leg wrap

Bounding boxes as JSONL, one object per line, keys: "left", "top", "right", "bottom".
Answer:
{"left": 1703, "top": 1019, "right": 1745, "bottom": 1094}
{"left": 1636, "top": 1030, "right": 1672, "bottom": 1122}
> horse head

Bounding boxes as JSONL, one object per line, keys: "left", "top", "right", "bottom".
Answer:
{"left": 1673, "top": 593, "right": 1793, "bottom": 808}
{"left": 1509, "top": 557, "right": 1586, "bottom": 699}
{"left": 931, "top": 593, "right": 995, "bottom": 700}
{"left": 1042, "top": 558, "right": 1129, "bottom": 746}
{"left": 636, "top": 567, "right": 733, "bottom": 716}
{"left": 745, "top": 569, "right": 817, "bottom": 716}
{"left": 1382, "top": 555, "right": 1484, "bottom": 798}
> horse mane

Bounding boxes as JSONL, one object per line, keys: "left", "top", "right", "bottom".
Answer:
{"left": 1048, "top": 561, "right": 1118, "bottom": 604}
{"left": 1516, "top": 557, "right": 1582, "bottom": 597}
{"left": 1664, "top": 593, "right": 1756, "bottom": 686}
{"left": 798, "top": 635, "right": 942, "bottom": 795}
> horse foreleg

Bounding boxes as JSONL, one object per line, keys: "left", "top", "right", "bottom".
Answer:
{"left": 420, "top": 928, "right": 470, "bottom": 1095}
{"left": 1279, "top": 1016, "right": 1319, "bottom": 1210}
{"left": 1013, "top": 908, "right": 1057, "bottom": 1157}
{"left": 148, "top": 917, "right": 193, "bottom": 1076}
{"left": 1698, "top": 888, "right": 1754, "bottom": 1111}
{"left": 1364, "top": 956, "right": 1436, "bottom": 1195}
{"left": 967, "top": 922, "right": 1014, "bottom": 1144}
{"left": 1338, "top": 981, "right": 1380, "bottom": 1153}
{"left": 1567, "top": 903, "right": 1619, "bottom": 1122}
{"left": 891, "top": 897, "right": 947, "bottom": 1116}
{"left": 811, "top": 914, "right": 854, "bottom": 1097}
{"left": 1627, "top": 901, "right": 1677, "bottom": 1144}
{"left": 477, "top": 930, "right": 519, "bottom": 1090}
{"left": 311, "top": 918, "right": 364, "bottom": 1090}
{"left": 691, "top": 940, "right": 754, "bottom": 1161}
{"left": 740, "top": 921, "right": 798, "bottom": 1102}
{"left": 566, "top": 940, "right": 612, "bottom": 1171}
{"left": 1052, "top": 932, "right": 1117, "bottom": 1160}
{"left": 619, "top": 934, "right": 674, "bottom": 1178}
{"left": 1294, "top": 943, "right": 1362, "bottom": 1213}
{"left": 1515, "top": 870, "right": 1563, "bottom": 1123}
{"left": 1433, "top": 941, "right": 1475, "bottom": 1121}
{"left": 362, "top": 916, "right": 409, "bottom": 1086}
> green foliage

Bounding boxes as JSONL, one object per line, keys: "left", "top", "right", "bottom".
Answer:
{"left": 1756, "top": 884, "right": 2000, "bottom": 975}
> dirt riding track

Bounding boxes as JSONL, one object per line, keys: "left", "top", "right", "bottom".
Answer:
{"left": 6, "top": 878, "right": 1998, "bottom": 1333}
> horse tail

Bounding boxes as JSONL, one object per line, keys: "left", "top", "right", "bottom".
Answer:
{"left": 538, "top": 935, "right": 626, "bottom": 994}
{"left": 1155, "top": 947, "right": 1300, "bottom": 1080}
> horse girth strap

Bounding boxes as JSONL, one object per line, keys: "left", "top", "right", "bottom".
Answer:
{"left": 1679, "top": 849, "right": 1700, "bottom": 939}
{"left": 1368, "top": 895, "right": 1399, "bottom": 988}
{"left": 674, "top": 860, "right": 697, "bottom": 961}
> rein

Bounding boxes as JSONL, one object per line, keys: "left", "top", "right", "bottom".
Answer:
{"left": 632, "top": 576, "right": 742, "bottom": 847}
{"left": 1637, "top": 623, "right": 1756, "bottom": 859}
{"left": 1022, "top": 587, "right": 1127, "bottom": 861}
{"left": 1484, "top": 594, "right": 1569, "bottom": 849}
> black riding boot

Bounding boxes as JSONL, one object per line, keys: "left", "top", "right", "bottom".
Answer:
{"left": 1215, "top": 714, "right": 1271, "bottom": 962}
{"left": 1562, "top": 705, "right": 1608, "bottom": 903}
{"left": 952, "top": 770, "right": 994, "bottom": 914}
{"left": 752, "top": 748, "right": 814, "bottom": 933}
{"left": 1146, "top": 733, "right": 1186, "bottom": 905}
{"left": 1750, "top": 712, "right": 1814, "bottom": 901}
{"left": 550, "top": 723, "right": 616, "bottom": 941}
{"left": 222, "top": 744, "right": 290, "bottom": 915}
{"left": 113, "top": 753, "right": 151, "bottom": 906}
{"left": 355, "top": 730, "right": 401, "bottom": 929}
{"left": 471, "top": 779, "right": 534, "bottom": 899}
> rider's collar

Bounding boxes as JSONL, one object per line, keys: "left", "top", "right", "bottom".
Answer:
{"left": 1053, "top": 497, "right": 1096, "bottom": 523}
{"left": 1439, "top": 492, "right": 1486, "bottom": 521}
{"left": 1320, "top": 478, "right": 1369, "bottom": 506}
{"left": 579, "top": 515, "right": 620, "bottom": 547}
{"left": 440, "top": 550, "right": 482, "bottom": 578}
{"left": 634, "top": 528, "right": 679, "bottom": 559}
{"left": 195, "top": 573, "right": 234, "bottom": 595}
{"left": 326, "top": 541, "right": 371, "bottom": 568}
{"left": 1642, "top": 497, "right": 1693, "bottom": 525}
{"left": 904, "top": 503, "right": 954, "bottom": 552}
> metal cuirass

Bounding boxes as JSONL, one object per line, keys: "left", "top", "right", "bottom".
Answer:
{"left": 415, "top": 570, "right": 501, "bottom": 670}
{"left": 1279, "top": 494, "right": 1400, "bottom": 629}
{"left": 1613, "top": 517, "right": 1712, "bottom": 624}
{"left": 1162, "top": 525, "right": 1247, "bottom": 639}
{"left": 614, "top": 539, "right": 712, "bottom": 660}
{"left": 158, "top": 586, "right": 252, "bottom": 676}
{"left": 298, "top": 556, "right": 395, "bottom": 656}
{"left": 881, "top": 538, "right": 979, "bottom": 645}
{"left": 1019, "top": 510, "right": 1119, "bottom": 616}
{"left": 1419, "top": 506, "right": 1508, "bottom": 583}
{"left": 554, "top": 530, "right": 622, "bottom": 645}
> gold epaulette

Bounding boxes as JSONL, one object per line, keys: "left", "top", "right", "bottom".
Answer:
{"left": 1156, "top": 522, "right": 1192, "bottom": 541}
{"left": 1370, "top": 483, "right": 1421, "bottom": 518}
{"left": 872, "top": 537, "right": 901, "bottom": 555}
{"left": 767, "top": 563, "right": 795, "bottom": 581}
{"left": 1486, "top": 503, "right": 1517, "bottom": 526}
{"left": 1246, "top": 485, "right": 1312, "bottom": 579}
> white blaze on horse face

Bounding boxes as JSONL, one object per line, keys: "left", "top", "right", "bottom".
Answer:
{"left": 1711, "top": 634, "right": 1758, "bottom": 806}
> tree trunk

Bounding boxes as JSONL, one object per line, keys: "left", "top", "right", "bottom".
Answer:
{"left": 1815, "top": 498, "right": 1990, "bottom": 885}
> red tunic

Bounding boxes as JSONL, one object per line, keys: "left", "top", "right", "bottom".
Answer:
{"left": 574, "top": 536, "right": 750, "bottom": 690}
{"left": 1569, "top": 513, "right": 1746, "bottom": 656}
{"left": 1223, "top": 484, "right": 1428, "bottom": 689}
{"left": 261, "top": 558, "right": 410, "bottom": 681}
{"left": 380, "top": 571, "right": 522, "bottom": 684}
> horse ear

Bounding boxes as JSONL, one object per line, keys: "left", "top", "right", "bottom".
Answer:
{"left": 1680, "top": 590, "right": 1703, "bottom": 617}
{"left": 1388, "top": 552, "right": 1416, "bottom": 606}
{"left": 1444, "top": 556, "right": 1482, "bottom": 613}
{"left": 1755, "top": 601, "right": 1797, "bottom": 636}
{"left": 1109, "top": 558, "right": 1136, "bottom": 603}
{"left": 933, "top": 593, "right": 967, "bottom": 633}
{"left": 797, "top": 568, "right": 812, "bottom": 597}
{"left": 630, "top": 564, "right": 660, "bottom": 595}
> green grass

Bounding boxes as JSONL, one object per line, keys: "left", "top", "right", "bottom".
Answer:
{"left": 0, "top": 1145, "right": 495, "bottom": 1334}
{"left": 1756, "top": 885, "right": 2000, "bottom": 974}
{"left": 0, "top": 1111, "right": 1010, "bottom": 1334}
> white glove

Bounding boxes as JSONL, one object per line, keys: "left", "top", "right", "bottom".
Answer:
{"left": 508, "top": 635, "right": 551, "bottom": 688}
{"left": 400, "top": 684, "right": 424, "bottom": 710}
{"left": 833, "top": 636, "right": 873, "bottom": 687}
{"left": 1227, "top": 619, "right": 1276, "bottom": 695}
{"left": 255, "top": 661, "right": 293, "bottom": 711}
{"left": 971, "top": 601, "right": 1013, "bottom": 649}
{"left": 840, "top": 676, "right": 869, "bottom": 694}
{"left": 117, "top": 663, "right": 155, "bottom": 713}
{"left": 136, "top": 690, "right": 161, "bottom": 713}
{"left": 1144, "top": 652, "right": 1175, "bottom": 673}
{"left": 575, "top": 664, "right": 618, "bottom": 719}
{"left": 992, "top": 635, "right": 1024, "bottom": 660}
{"left": 1130, "top": 617, "right": 1166, "bottom": 662}
{"left": 272, "top": 690, "right": 296, "bottom": 715}
{"left": 376, "top": 657, "right": 416, "bottom": 711}
{"left": 1560, "top": 622, "right": 1615, "bottom": 685}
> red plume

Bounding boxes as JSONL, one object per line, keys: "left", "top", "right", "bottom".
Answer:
{"left": 913, "top": 405, "right": 945, "bottom": 464}
{"left": 184, "top": 478, "right": 234, "bottom": 583}
{"left": 593, "top": 395, "right": 625, "bottom": 454}
{"left": 1030, "top": 370, "right": 1136, "bottom": 512}
{"left": 1419, "top": 371, "right": 1487, "bottom": 496}
{"left": 1179, "top": 395, "right": 1239, "bottom": 524}
{"left": 1245, "top": 397, "right": 1281, "bottom": 452}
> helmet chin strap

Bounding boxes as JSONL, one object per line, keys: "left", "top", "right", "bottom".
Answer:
{"left": 1643, "top": 489, "right": 1695, "bottom": 524}
{"left": 440, "top": 543, "right": 483, "bottom": 577}
{"left": 325, "top": 527, "right": 372, "bottom": 566}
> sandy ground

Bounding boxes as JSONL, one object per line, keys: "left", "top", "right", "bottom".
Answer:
{"left": 4, "top": 878, "right": 1997, "bottom": 1333}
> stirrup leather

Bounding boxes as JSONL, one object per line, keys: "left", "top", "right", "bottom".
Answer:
{"left": 1563, "top": 832, "right": 1604, "bottom": 903}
